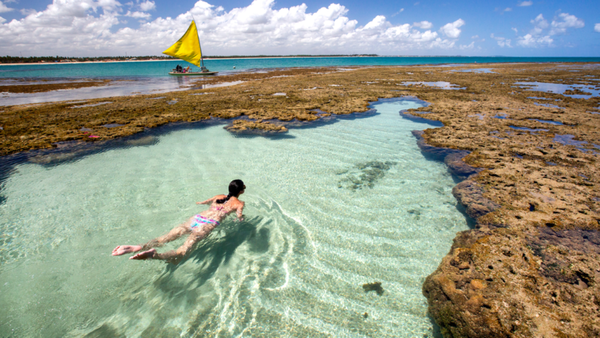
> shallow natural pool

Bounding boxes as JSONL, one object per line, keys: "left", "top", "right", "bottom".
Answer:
{"left": 0, "top": 99, "right": 468, "bottom": 337}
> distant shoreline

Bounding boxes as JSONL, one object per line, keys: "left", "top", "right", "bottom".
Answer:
{"left": 0, "top": 55, "right": 381, "bottom": 66}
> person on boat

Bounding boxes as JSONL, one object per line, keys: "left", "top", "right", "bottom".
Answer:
{"left": 184, "top": 66, "right": 190, "bottom": 73}
{"left": 112, "top": 180, "right": 246, "bottom": 265}
{"left": 175, "top": 64, "right": 183, "bottom": 73}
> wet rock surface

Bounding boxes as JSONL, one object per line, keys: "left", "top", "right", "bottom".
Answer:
{"left": 2, "top": 63, "right": 600, "bottom": 337}
{"left": 452, "top": 180, "right": 501, "bottom": 220}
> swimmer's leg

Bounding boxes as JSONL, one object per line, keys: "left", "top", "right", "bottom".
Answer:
{"left": 140, "top": 224, "right": 189, "bottom": 250}
{"left": 134, "top": 232, "right": 201, "bottom": 265}
{"left": 113, "top": 218, "right": 193, "bottom": 256}
{"left": 112, "top": 245, "right": 142, "bottom": 256}
{"left": 148, "top": 223, "right": 218, "bottom": 265}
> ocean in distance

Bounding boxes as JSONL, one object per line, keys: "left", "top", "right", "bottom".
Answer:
{"left": 2, "top": 56, "right": 600, "bottom": 79}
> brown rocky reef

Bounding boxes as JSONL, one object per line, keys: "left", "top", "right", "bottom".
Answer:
{"left": 1, "top": 63, "right": 600, "bottom": 337}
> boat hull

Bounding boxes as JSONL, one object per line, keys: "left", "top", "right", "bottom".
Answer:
{"left": 169, "top": 71, "right": 218, "bottom": 76}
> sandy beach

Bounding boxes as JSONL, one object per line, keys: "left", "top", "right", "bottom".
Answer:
{"left": 1, "top": 63, "right": 599, "bottom": 337}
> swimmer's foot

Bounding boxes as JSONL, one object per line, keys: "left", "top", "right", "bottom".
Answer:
{"left": 130, "top": 248, "right": 156, "bottom": 260}
{"left": 112, "top": 245, "right": 142, "bottom": 256}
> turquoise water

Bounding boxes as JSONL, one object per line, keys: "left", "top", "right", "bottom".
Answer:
{"left": 0, "top": 99, "right": 468, "bottom": 337}
{"left": 1, "top": 56, "right": 599, "bottom": 78}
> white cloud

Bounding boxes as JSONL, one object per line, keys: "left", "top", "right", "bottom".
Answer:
{"left": 549, "top": 13, "right": 584, "bottom": 35}
{"left": 126, "top": 11, "right": 151, "bottom": 19}
{"left": 471, "top": 35, "right": 478, "bottom": 39}
{"left": 595, "top": 23, "right": 600, "bottom": 32}
{"left": 413, "top": 21, "right": 432, "bottom": 29}
{"left": 0, "top": 1, "right": 14, "bottom": 13}
{"left": 491, "top": 33, "right": 512, "bottom": 47}
{"left": 531, "top": 14, "right": 548, "bottom": 35}
{"left": 0, "top": 0, "right": 466, "bottom": 56}
{"left": 0, "top": 16, "right": 5, "bottom": 24}
{"left": 517, "top": 1, "right": 533, "bottom": 6}
{"left": 20, "top": 8, "right": 37, "bottom": 16}
{"left": 439, "top": 18, "right": 464, "bottom": 38}
{"left": 139, "top": 1, "right": 155, "bottom": 12}
{"left": 459, "top": 41, "right": 474, "bottom": 49}
{"left": 512, "top": 27, "right": 518, "bottom": 34}
{"left": 504, "top": 7, "right": 512, "bottom": 12}
{"left": 391, "top": 8, "right": 403, "bottom": 17}
{"left": 517, "top": 33, "right": 552, "bottom": 47}
{"left": 514, "top": 12, "right": 583, "bottom": 48}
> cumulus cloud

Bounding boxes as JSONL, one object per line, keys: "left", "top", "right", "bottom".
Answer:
{"left": 413, "top": 21, "right": 432, "bottom": 29}
{"left": 20, "top": 8, "right": 37, "bottom": 16}
{"left": 139, "top": 1, "right": 155, "bottom": 12}
{"left": 531, "top": 14, "right": 548, "bottom": 35}
{"left": 439, "top": 18, "right": 464, "bottom": 38}
{"left": 126, "top": 11, "right": 151, "bottom": 19}
{"left": 459, "top": 41, "right": 474, "bottom": 49}
{"left": 517, "top": 1, "right": 532, "bottom": 6}
{"left": 517, "top": 34, "right": 552, "bottom": 47}
{"left": 549, "top": 13, "right": 584, "bottom": 35}
{"left": 491, "top": 33, "right": 511, "bottom": 47}
{"left": 515, "top": 12, "right": 583, "bottom": 48}
{"left": 0, "top": 1, "right": 14, "bottom": 13}
{"left": 596, "top": 23, "right": 600, "bottom": 32}
{"left": 0, "top": 0, "right": 465, "bottom": 56}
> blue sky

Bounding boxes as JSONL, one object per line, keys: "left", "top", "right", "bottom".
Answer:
{"left": 0, "top": 0, "right": 598, "bottom": 57}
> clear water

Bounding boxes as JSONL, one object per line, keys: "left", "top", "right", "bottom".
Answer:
{"left": 515, "top": 82, "right": 600, "bottom": 99}
{"left": 0, "top": 77, "right": 200, "bottom": 106}
{"left": 510, "top": 126, "right": 549, "bottom": 132}
{"left": 400, "top": 81, "right": 465, "bottom": 90}
{"left": 0, "top": 100, "right": 468, "bottom": 337}
{"left": 529, "top": 119, "right": 563, "bottom": 126}
{"left": 533, "top": 102, "right": 563, "bottom": 109}
{"left": 451, "top": 68, "right": 495, "bottom": 74}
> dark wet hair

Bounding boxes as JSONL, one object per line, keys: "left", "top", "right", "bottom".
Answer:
{"left": 216, "top": 179, "right": 245, "bottom": 204}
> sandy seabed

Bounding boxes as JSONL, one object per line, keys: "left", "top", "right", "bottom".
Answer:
{"left": 1, "top": 63, "right": 600, "bottom": 337}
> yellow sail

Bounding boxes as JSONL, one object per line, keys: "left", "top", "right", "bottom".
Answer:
{"left": 163, "top": 21, "right": 202, "bottom": 66}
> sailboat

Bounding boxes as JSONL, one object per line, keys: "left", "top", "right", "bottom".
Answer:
{"left": 163, "top": 20, "right": 217, "bottom": 76}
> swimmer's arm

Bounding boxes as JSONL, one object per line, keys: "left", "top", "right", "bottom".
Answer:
{"left": 236, "top": 202, "right": 245, "bottom": 221}
{"left": 196, "top": 196, "right": 219, "bottom": 205}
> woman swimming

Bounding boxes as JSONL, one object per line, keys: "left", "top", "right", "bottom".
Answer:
{"left": 112, "top": 179, "right": 245, "bottom": 265}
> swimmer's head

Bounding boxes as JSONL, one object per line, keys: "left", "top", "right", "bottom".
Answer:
{"left": 229, "top": 179, "right": 245, "bottom": 196}
{"left": 216, "top": 179, "right": 245, "bottom": 204}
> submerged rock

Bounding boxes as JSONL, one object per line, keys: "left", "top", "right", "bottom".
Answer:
{"left": 363, "top": 282, "right": 384, "bottom": 295}
{"left": 338, "top": 160, "right": 396, "bottom": 190}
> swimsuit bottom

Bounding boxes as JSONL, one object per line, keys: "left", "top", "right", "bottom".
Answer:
{"left": 191, "top": 215, "right": 220, "bottom": 230}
